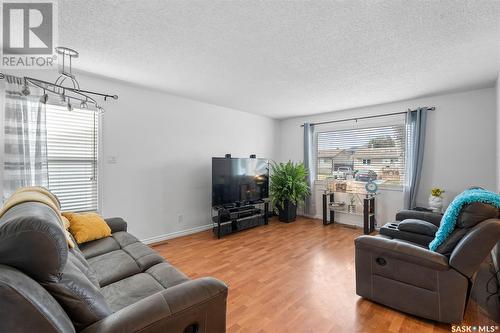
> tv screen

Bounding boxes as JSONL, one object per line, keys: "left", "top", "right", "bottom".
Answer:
{"left": 212, "top": 157, "right": 269, "bottom": 207}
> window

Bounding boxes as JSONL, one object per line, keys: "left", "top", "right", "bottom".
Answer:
{"left": 316, "top": 123, "right": 406, "bottom": 186}
{"left": 46, "top": 105, "right": 99, "bottom": 211}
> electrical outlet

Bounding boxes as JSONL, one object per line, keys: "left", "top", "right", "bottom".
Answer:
{"left": 177, "top": 213, "right": 183, "bottom": 223}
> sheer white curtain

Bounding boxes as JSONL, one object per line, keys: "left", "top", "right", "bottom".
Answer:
{"left": 3, "top": 75, "right": 48, "bottom": 200}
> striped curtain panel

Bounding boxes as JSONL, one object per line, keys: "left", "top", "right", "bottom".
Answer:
{"left": 3, "top": 75, "right": 48, "bottom": 200}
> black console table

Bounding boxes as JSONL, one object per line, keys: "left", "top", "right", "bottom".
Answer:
{"left": 322, "top": 191, "right": 376, "bottom": 234}
{"left": 212, "top": 201, "right": 269, "bottom": 239}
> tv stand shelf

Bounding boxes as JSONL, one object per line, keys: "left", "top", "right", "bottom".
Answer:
{"left": 211, "top": 201, "right": 269, "bottom": 238}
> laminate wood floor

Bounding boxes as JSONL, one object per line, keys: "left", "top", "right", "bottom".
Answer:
{"left": 152, "top": 217, "right": 498, "bottom": 333}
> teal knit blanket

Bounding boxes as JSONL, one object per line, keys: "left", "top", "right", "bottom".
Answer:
{"left": 429, "top": 188, "right": 500, "bottom": 251}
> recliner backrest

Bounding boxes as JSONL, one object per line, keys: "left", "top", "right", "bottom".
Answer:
{"left": 436, "top": 203, "right": 499, "bottom": 256}
{"left": 0, "top": 202, "right": 111, "bottom": 331}
{"left": 449, "top": 218, "right": 500, "bottom": 278}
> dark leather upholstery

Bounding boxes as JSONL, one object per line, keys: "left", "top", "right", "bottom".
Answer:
{"left": 395, "top": 210, "right": 442, "bottom": 226}
{"left": 104, "top": 217, "right": 128, "bottom": 233}
{"left": 81, "top": 278, "right": 228, "bottom": 333}
{"left": 0, "top": 203, "right": 228, "bottom": 333}
{"left": 436, "top": 203, "right": 498, "bottom": 256}
{"left": 0, "top": 264, "right": 76, "bottom": 333}
{"left": 79, "top": 236, "right": 121, "bottom": 259}
{"left": 398, "top": 219, "right": 439, "bottom": 236}
{"left": 0, "top": 202, "right": 69, "bottom": 282}
{"left": 456, "top": 202, "right": 499, "bottom": 228}
{"left": 449, "top": 219, "right": 500, "bottom": 278}
{"left": 356, "top": 208, "right": 500, "bottom": 323}
{"left": 379, "top": 221, "right": 435, "bottom": 246}
{"left": 41, "top": 254, "right": 112, "bottom": 330}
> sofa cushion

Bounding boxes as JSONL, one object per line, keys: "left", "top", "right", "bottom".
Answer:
{"left": 101, "top": 273, "right": 164, "bottom": 312}
{"left": 112, "top": 231, "right": 140, "bottom": 248}
{"left": 88, "top": 250, "right": 141, "bottom": 286}
{"left": 79, "top": 236, "right": 120, "bottom": 259}
{"left": 146, "top": 262, "right": 189, "bottom": 289}
{"left": 122, "top": 242, "right": 164, "bottom": 271}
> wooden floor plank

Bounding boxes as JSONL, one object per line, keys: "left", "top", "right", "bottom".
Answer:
{"left": 152, "top": 217, "right": 497, "bottom": 333}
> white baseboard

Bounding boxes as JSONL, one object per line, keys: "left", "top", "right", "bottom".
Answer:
{"left": 141, "top": 223, "right": 213, "bottom": 245}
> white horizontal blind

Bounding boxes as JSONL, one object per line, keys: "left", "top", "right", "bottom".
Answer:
{"left": 316, "top": 122, "right": 406, "bottom": 186}
{"left": 46, "top": 105, "right": 98, "bottom": 211}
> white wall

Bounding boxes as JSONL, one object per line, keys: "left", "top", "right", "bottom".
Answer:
{"left": 2, "top": 70, "right": 279, "bottom": 241}
{"left": 497, "top": 73, "right": 500, "bottom": 192}
{"left": 96, "top": 76, "right": 278, "bottom": 241}
{"left": 278, "top": 88, "right": 497, "bottom": 226}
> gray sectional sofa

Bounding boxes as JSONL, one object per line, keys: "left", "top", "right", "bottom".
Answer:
{"left": 0, "top": 202, "right": 228, "bottom": 333}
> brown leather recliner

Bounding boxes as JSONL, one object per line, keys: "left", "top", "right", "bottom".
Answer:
{"left": 0, "top": 202, "right": 228, "bottom": 333}
{"left": 355, "top": 203, "right": 500, "bottom": 323}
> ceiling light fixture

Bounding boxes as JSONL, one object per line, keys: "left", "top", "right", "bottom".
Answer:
{"left": 80, "top": 99, "right": 89, "bottom": 109}
{"left": 0, "top": 46, "right": 118, "bottom": 113}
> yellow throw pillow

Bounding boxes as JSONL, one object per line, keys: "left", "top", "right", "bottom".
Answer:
{"left": 62, "top": 212, "right": 112, "bottom": 244}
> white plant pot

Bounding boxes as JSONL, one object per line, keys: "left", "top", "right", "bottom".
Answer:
{"left": 428, "top": 195, "right": 443, "bottom": 213}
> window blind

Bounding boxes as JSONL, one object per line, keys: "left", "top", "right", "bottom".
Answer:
{"left": 316, "top": 123, "right": 406, "bottom": 186}
{"left": 46, "top": 105, "right": 99, "bottom": 212}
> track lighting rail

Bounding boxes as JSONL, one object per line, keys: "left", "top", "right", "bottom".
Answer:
{"left": 0, "top": 47, "right": 118, "bottom": 113}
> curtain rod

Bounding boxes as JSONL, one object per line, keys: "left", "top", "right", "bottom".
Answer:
{"left": 299, "top": 107, "right": 435, "bottom": 127}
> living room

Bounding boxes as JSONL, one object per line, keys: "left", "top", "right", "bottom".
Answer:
{"left": 0, "top": 1, "right": 499, "bottom": 333}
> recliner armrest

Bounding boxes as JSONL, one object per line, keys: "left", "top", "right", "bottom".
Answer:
{"left": 355, "top": 235, "right": 449, "bottom": 270}
{"left": 398, "top": 219, "right": 439, "bottom": 236}
{"left": 80, "top": 277, "right": 228, "bottom": 333}
{"left": 104, "top": 217, "right": 127, "bottom": 233}
{"left": 395, "top": 210, "right": 442, "bottom": 226}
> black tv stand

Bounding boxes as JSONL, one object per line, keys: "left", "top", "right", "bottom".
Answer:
{"left": 212, "top": 201, "right": 269, "bottom": 239}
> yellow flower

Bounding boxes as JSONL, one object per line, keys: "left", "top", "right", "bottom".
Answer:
{"left": 431, "top": 188, "right": 445, "bottom": 197}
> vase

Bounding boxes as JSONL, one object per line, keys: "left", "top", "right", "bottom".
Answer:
{"left": 278, "top": 200, "right": 297, "bottom": 223}
{"left": 428, "top": 195, "right": 443, "bottom": 213}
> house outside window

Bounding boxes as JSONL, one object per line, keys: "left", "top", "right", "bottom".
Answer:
{"left": 316, "top": 123, "right": 406, "bottom": 186}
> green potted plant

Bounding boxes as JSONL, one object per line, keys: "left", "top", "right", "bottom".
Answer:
{"left": 269, "top": 161, "right": 310, "bottom": 222}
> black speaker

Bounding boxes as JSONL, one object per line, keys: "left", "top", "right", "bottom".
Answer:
{"left": 250, "top": 154, "right": 256, "bottom": 158}
{"left": 225, "top": 154, "right": 231, "bottom": 158}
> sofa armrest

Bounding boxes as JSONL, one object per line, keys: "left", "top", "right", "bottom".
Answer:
{"left": 104, "top": 217, "right": 127, "bottom": 233}
{"left": 355, "top": 235, "right": 449, "bottom": 270}
{"left": 80, "top": 277, "right": 228, "bottom": 333}
{"left": 395, "top": 210, "right": 442, "bottom": 226}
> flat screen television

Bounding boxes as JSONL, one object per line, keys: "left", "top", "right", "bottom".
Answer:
{"left": 212, "top": 157, "right": 269, "bottom": 207}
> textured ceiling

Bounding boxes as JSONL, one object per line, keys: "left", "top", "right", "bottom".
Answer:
{"left": 59, "top": 1, "right": 500, "bottom": 118}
